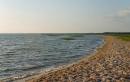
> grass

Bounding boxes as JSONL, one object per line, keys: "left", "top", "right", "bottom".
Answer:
{"left": 113, "top": 34, "right": 130, "bottom": 41}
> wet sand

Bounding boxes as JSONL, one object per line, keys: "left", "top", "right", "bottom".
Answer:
{"left": 2, "top": 36, "right": 130, "bottom": 82}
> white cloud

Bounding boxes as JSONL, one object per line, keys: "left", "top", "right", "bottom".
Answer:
{"left": 118, "top": 9, "right": 130, "bottom": 17}
{"left": 106, "top": 8, "right": 130, "bottom": 22}
{"left": 103, "top": 8, "right": 130, "bottom": 32}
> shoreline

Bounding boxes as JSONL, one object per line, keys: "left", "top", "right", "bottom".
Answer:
{"left": 15, "top": 36, "right": 106, "bottom": 82}
{"left": 2, "top": 36, "right": 130, "bottom": 82}
{"left": 25, "top": 36, "right": 130, "bottom": 82}
{"left": 1, "top": 36, "right": 104, "bottom": 82}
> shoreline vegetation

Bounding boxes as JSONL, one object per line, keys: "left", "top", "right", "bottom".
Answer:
{"left": 1, "top": 35, "right": 130, "bottom": 82}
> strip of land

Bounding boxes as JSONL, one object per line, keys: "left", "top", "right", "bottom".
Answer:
{"left": 1, "top": 36, "right": 130, "bottom": 82}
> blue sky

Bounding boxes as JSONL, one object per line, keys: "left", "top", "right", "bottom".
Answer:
{"left": 0, "top": 0, "right": 130, "bottom": 33}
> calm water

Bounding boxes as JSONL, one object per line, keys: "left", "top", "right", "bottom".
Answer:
{"left": 0, "top": 34, "right": 103, "bottom": 79}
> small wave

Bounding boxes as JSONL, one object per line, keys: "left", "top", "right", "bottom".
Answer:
{"left": 21, "top": 65, "right": 46, "bottom": 71}
{"left": 1, "top": 53, "right": 16, "bottom": 56}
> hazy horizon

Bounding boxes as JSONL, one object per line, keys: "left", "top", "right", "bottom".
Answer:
{"left": 0, "top": 0, "right": 130, "bottom": 33}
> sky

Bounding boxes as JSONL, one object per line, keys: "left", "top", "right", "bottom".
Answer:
{"left": 0, "top": 0, "right": 130, "bottom": 33}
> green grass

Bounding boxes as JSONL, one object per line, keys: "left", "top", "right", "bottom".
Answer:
{"left": 113, "top": 34, "right": 130, "bottom": 41}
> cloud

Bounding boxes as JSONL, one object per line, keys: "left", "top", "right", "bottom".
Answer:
{"left": 118, "top": 9, "right": 130, "bottom": 17}
{"left": 106, "top": 8, "right": 130, "bottom": 20}
{"left": 103, "top": 7, "right": 130, "bottom": 29}
{"left": 104, "top": 8, "right": 130, "bottom": 19}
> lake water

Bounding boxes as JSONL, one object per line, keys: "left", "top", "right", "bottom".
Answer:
{"left": 0, "top": 34, "right": 103, "bottom": 80}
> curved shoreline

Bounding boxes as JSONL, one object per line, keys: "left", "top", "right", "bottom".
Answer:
{"left": 2, "top": 36, "right": 130, "bottom": 82}
{"left": 0, "top": 36, "right": 104, "bottom": 82}
{"left": 14, "top": 36, "right": 107, "bottom": 82}
{"left": 25, "top": 36, "right": 130, "bottom": 82}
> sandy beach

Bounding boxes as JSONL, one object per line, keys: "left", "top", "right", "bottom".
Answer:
{"left": 1, "top": 36, "right": 130, "bottom": 82}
